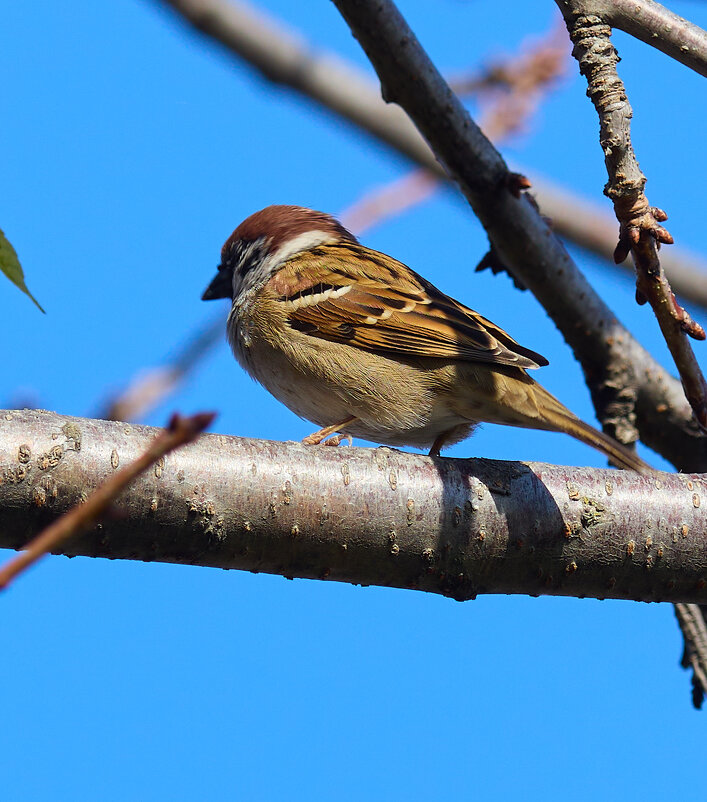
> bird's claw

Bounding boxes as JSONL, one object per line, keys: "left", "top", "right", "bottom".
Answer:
{"left": 324, "top": 433, "right": 353, "bottom": 447}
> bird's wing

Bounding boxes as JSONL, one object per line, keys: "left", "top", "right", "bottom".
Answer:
{"left": 268, "top": 242, "right": 548, "bottom": 370}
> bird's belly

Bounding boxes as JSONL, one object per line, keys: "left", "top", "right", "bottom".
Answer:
{"left": 232, "top": 324, "right": 473, "bottom": 449}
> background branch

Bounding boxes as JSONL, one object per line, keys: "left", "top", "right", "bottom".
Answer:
{"left": 155, "top": 0, "right": 707, "bottom": 311}
{"left": 97, "top": 316, "right": 223, "bottom": 422}
{"left": 1, "top": 410, "right": 706, "bottom": 603}
{"left": 340, "top": 28, "right": 567, "bottom": 236}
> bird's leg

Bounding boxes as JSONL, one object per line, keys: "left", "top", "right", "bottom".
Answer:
{"left": 302, "top": 416, "right": 358, "bottom": 446}
{"left": 428, "top": 430, "right": 452, "bottom": 457}
{"left": 429, "top": 424, "right": 475, "bottom": 457}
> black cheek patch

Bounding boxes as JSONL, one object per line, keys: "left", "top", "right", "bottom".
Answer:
{"left": 289, "top": 318, "right": 319, "bottom": 335}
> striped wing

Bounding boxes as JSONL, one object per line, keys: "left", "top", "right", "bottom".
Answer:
{"left": 269, "top": 242, "right": 548, "bottom": 370}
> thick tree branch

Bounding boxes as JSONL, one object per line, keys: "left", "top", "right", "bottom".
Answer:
{"left": 0, "top": 412, "right": 213, "bottom": 589}
{"left": 1, "top": 411, "right": 706, "bottom": 603}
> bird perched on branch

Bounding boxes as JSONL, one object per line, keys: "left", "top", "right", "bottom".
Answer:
{"left": 203, "top": 204, "right": 649, "bottom": 472}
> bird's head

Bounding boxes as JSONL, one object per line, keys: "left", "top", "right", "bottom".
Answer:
{"left": 202, "top": 205, "right": 357, "bottom": 301}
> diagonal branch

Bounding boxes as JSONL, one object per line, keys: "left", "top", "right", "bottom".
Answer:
{"left": 1, "top": 410, "right": 707, "bottom": 603}
{"left": 329, "top": 0, "right": 707, "bottom": 470}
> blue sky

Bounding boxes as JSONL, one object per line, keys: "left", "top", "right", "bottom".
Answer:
{"left": 2, "top": 1, "right": 706, "bottom": 799}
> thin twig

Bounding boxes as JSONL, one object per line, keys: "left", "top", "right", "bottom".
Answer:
{"left": 526, "top": 173, "right": 707, "bottom": 309}
{"left": 0, "top": 411, "right": 215, "bottom": 590}
{"left": 675, "top": 603, "right": 707, "bottom": 709}
{"left": 339, "top": 170, "right": 438, "bottom": 235}
{"left": 559, "top": 7, "right": 707, "bottom": 432}
{"left": 467, "top": 22, "right": 568, "bottom": 142}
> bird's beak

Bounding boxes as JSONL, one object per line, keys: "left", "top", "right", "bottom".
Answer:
{"left": 201, "top": 266, "right": 232, "bottom": 301}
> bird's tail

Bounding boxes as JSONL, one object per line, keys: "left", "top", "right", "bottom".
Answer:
{"left": 532, "top": 383, "right": 652, "bottom": 474}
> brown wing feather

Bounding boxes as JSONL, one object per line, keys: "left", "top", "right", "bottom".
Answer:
{"left": 270, "top": 243, "right": 548, "bottom": 369}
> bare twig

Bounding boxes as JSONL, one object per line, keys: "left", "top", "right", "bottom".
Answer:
{"left": 527, "top": 173, "right": 707, "bottom": 309}
{"left": 339, "top": 170, "right": 438, "bottom": 235}
{"left": 0, "top": 411, "right": 215, "bottom": 590}
{"left": 466, "top": 22, "right": 568, "bottom": 142}
{"left": 1, "top": 410, "right": 707, "bottom": 602}
{"left": 555, "top": 0, "right": 707, "bottom": 78}
{"left": 559, "top": 8, "right": 707, "bottom": 432}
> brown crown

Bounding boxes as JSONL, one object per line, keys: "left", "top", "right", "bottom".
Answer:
{"left": 221, "top": 205, "right": 357, "bottom": 260}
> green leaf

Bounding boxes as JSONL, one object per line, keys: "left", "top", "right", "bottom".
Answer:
{"left": 0, "top": 228, "right": 45, "bottom": 313}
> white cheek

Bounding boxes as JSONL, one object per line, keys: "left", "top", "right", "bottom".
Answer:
{"left": 270, "top": 230, "right": 336, "bottom": 266}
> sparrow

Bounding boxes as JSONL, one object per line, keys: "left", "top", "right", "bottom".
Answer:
{"left": 203, "top": 204, "right": 649, "bottom": 472}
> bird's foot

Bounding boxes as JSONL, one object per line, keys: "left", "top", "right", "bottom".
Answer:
{"left": 323, "top": 433, "right": 353, "bottom": 447}
{"left": 302, "top": 416, "right": 357, "bottom": 446}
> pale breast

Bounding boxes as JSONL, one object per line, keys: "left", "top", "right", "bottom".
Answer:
{"left": 227, "top": 299, "right": 473, "bottom": 448}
